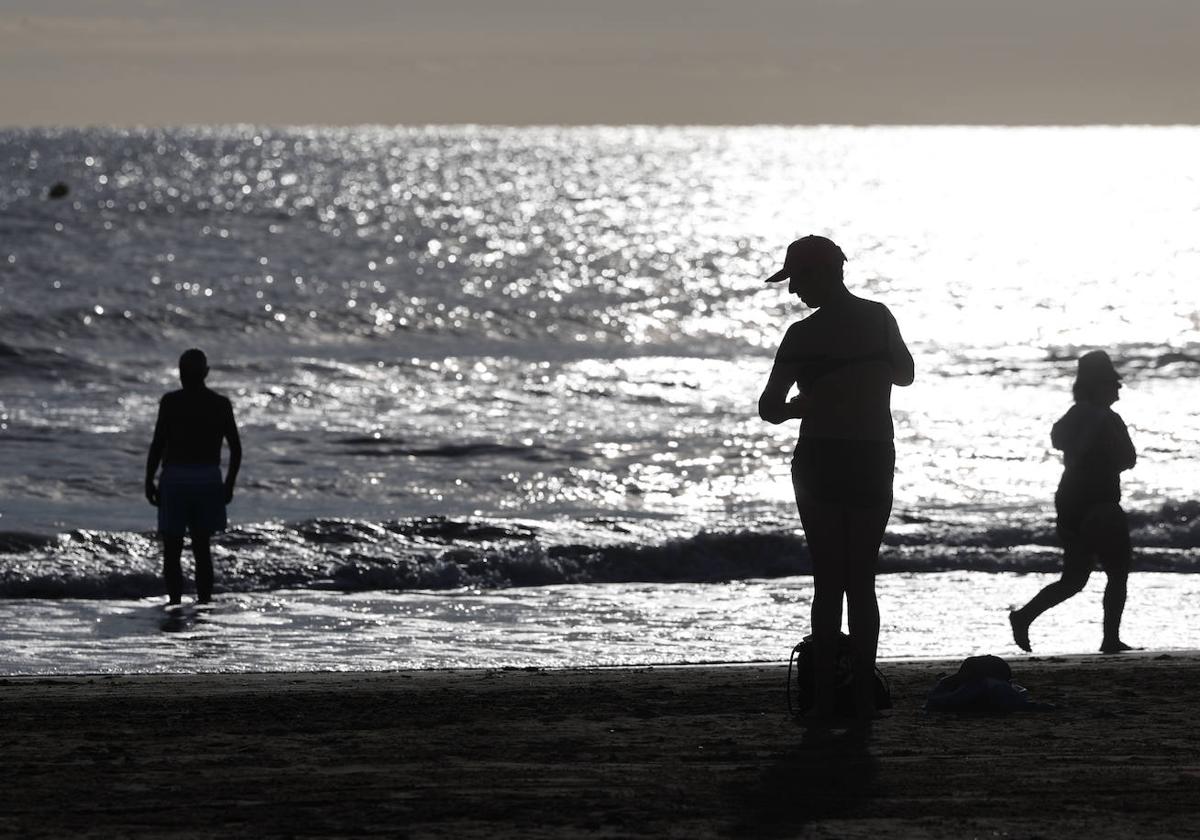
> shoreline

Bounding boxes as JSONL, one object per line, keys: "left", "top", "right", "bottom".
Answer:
{"left": 3, "top": 645, "right": 1195, "bottom": 676}
{"left": 4, "top": 653, "right": 1199, "bottom": 838}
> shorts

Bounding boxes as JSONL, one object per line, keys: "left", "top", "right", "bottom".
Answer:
{"left": 791, "top": 437, "right": 895, "bottom": 508}
{"left": 158, "top": 465, "right": 227, "bottom": 538}
{"left": 1055, "top": 498, "right": 1132, "bottom": 575}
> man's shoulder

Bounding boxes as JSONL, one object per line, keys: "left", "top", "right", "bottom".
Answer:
{"left": 163, "top": 387, "right": 232, "bottom": 410}
{"left": 1056, "top": 403, "right": 1090, "bottom": 423}
{"left": 782, "top": 315, "right": 819, "bottom": 346}
{"left": 1053, "top": 403, "right": 1107, "bottom": 437}
{"left": 788, "top": 306, "right": 828, "bottom": 329}
{"left": 204, "top": 388, "right": 234, "bottom": 412}
{"left": 849, "top": 295, "right": 892, "bottom": 317}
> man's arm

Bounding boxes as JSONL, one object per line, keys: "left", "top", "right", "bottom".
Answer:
{"left": 759, "top": 326, "right": 806, "bottom": 425}
{"left": 1053, "top": 405, "right": 1105, "bottom": 459}
{"left": 885, "top": 308, "right": 915, "bottom": 387}
{"left": 145, "top": 399, "right": 166, "bottom": 506}
{"left": 223, "top": 401, "right": 242, "bottom": 504}
{"left": 1110, "top": 412, "right": 1137, "bottom": 472}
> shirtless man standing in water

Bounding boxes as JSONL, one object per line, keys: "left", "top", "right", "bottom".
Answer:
{"left": 759, "top": 236, "right": 914, "bottom": 720}
{"left": 145, "top": 349, "right": 241, "bottom": 605}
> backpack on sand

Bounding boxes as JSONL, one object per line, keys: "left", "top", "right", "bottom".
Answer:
{"left": 787, "top": 632, "right": 893, "bottom": 716}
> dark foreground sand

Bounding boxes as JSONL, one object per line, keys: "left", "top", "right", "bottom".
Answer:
{"left": 3, "top": 653, "right": 1198, "bottom": 839}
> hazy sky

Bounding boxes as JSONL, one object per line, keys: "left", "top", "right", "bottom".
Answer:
{"left": 3, "top": 0, "right": 1200, "bottom": 126}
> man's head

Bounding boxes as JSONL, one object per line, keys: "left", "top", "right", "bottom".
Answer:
{"left": 1073, "top": 349, "right": 1122, "bottom": 406}
{"left": 179, "top": 348, "right": 208, "bottom": 388}
{"left": 764, "top": 235, "right": 847, "bottom": 307}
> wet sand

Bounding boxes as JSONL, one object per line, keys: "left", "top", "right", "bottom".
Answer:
{"left": 2, "top": 653, "right": 1198, "bottom": 838}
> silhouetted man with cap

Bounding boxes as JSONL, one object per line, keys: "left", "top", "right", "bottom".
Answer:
{"left": 759, "top": 234, "right": 914, "bottom": 720}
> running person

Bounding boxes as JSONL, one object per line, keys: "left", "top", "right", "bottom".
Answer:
{"left": 759, "top": 235, "right": 914, "bottom": 720}
{"left": 145, "top": 349, "right": 241, "bottom": 605}
{"left": 1010, "top": 350, "right": 1136, "bottom": 654}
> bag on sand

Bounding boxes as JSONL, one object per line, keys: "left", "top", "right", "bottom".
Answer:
{"left": 787, "top": 632, "right": 892, "bottom": 716}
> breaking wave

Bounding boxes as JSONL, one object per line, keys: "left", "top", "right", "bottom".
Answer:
{"left": 3, "top": 501, "right": 1199, "bottom": 600}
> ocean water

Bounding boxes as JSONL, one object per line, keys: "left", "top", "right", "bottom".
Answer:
{"left": 2, "top": 125, "right": 1198, "bottom": 674}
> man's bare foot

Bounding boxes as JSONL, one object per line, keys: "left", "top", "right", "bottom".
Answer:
{"left": 806, "top": 703, "right": 836, "bottom": 721}
{"left": 1009, "top": 610, "right": 1031, "bottom": 653}
{"left": 1100, "top": 640, "right": 1137, "bottom": 654}
{"left": 852, "top": 708, "right": 885, "bottom": 724}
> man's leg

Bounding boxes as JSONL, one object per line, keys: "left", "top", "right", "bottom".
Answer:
{"left": 844, "top": 501, "right": 890, "bottom": 717}
{"left": 795, "top": 488, "right": 847, "bottom": 718}
{"left": 1087, "top": 505, "right": 1132, "bottom": 652}
{"left": 1010, "top": 535, "right": 1091, "bottom": 650}
{"left": 1100, "top": 572, "right": 1128, "bottom": 652}
{"left": 192, "top": 534, "right": 214, "bottom": 604}
{"left": 163, "top": 536, "right": 184, "bottom": 604}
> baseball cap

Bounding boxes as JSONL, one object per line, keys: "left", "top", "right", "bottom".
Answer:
{"left": 765, "top": 235, "right": 847, "bottom": 284}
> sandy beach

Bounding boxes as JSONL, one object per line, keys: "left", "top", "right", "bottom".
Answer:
{"left": 2, "top": 653, "right": 1198, "bottom": 838}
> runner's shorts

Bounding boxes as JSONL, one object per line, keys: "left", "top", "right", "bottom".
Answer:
{"left": 158, "top": 465, "right": 227, "bottom": 538}
{"left": 1054, "top": 498, "right": 1131, "bottom": 575}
